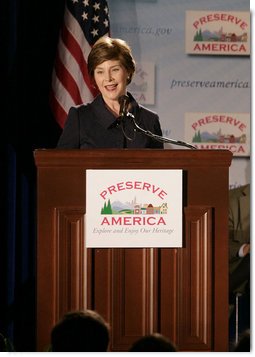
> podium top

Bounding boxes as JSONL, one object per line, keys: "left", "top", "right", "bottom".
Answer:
{"left": 34, "top": 148, "right": 233, "bottom": 169}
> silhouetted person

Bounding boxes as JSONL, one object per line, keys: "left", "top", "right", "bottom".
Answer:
{"left": 50, "top": 310, "right": 110, "bottom": 352}
{"left": 0, "top": 333, "right": 6, "bottom": 352}
{"left": 129, "top": 333, "right": 177, "bottom": 352}
{"left": 228, "top": 184, "right": 250, "bottom": 347}
{"left": 0, "top": 333, "right": 15, "bottom": 352}
{"left": 234, "top": 329, "right": 250, "bottom": 352}
{"left": 229, "top": 184, "right": 250, "bottom": 298}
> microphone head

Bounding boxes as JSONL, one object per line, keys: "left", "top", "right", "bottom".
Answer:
{"left": 118, "top": 94, "right": 130, "bottom": 117}
{"left": 118, "top": 94, "right": 129, "bottom": 104}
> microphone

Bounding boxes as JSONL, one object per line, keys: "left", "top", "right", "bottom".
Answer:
{"left": 118, "top": 95, "right": 130, "bottom": 118}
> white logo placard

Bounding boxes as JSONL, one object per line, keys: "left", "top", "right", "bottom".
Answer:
{"left": 85, "top": 169, "right": 183, "bottom": 248}
{"left": 185, "top": 11, "right": 250, "bottom": 55}
{"left": 184, "top": 112, "right": 250, "bottom": 157}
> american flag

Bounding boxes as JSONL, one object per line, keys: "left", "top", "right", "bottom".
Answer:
{"left": 50, "top": 0, "right": 110, "bottom": 128}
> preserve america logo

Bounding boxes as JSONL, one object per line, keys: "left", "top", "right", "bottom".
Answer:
{"left": 185, "top": 11, "right": 250, "bottom": 55}
{"left": 85, "top": 169, "right": 183, "bottom": 248}
{"left": 184, "top": 112, "right": 250, "bottom": 156}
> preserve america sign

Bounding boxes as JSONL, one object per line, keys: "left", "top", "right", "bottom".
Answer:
{"left": 185, "top": 11, "right": 250, "bottom": 55}
{"left": 85, "top": 169, "right": 183, "bottom": 248}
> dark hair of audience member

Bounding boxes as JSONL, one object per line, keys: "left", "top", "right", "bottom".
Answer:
{"left": 50, "top": 310, "right": 110, "bottom": 352}
{"left": 129, "top": 333, "right": 177, "bottom": 352}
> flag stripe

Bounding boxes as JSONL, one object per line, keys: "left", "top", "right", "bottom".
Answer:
{"left": 54, "top": 50, "right": 83, "bottom": 104}
{"left": 50, "top": 0, "right": 110, "bottom": 128}
{"left": 64, "top": 7, "right": 92, "bottom": 61}
{"left": 58, "top": 36, "right": 94, "bottom": 102}
{"left": 49, "top": 90, "right": 69, "bottom": 129}
{"left": 51, "top": 68, "right": 76, "bottom": 113}
{"left": 61, "top": 24, "right": 98, "bottom": 98}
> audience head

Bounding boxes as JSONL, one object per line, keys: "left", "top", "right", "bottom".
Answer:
{"left": 50, "top": 309, "right": 110, "bottom": 352}
{"left": 129, "top": 333, "right": 177, "bottom": 352}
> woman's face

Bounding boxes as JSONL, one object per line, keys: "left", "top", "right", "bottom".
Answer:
{"left": 94, "top": 59, "right": 129, "bottom": 103}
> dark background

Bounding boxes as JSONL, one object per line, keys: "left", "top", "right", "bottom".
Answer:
{"left": 0, "top": 0, "right": 66, "bottom": 351}
{"left": 0, "top": 1, "right": 250, "bottom": 351}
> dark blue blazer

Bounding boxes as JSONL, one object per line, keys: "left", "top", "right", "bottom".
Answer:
{"left": 57, "top": 93, "right": 164, "bottom": 149}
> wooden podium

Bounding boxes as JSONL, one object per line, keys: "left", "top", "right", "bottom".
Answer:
{"left": 34, "top": 149, "right": 232, "bottom": 352}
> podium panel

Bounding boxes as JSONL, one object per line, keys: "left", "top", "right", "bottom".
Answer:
{"left": 34, "top": 149, "right": 232, "bottom": 351}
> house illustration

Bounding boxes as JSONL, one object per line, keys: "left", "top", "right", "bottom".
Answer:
{"left": 134, "top": 204, "right": 141, "bottom": 214}
{"left": 146, "top": 204, "right": 154, "bottom": 214}
{"left": 104, "top": 198, "right": 168, "bottom": 215}
{"left": 160, "top": 203, "right": 168, "bottom": 214}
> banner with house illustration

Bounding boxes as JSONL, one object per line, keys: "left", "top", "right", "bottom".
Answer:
{"left": 85, "top": 169, "right": 183, "bottom": 247}
{"left": 185, "top": 10, "right": 250, "bottom": 55}
{"left": 184, "top": 112, "right": 250, "bottom": 157}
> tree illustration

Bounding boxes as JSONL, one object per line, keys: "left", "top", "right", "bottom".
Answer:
{"left": 194, "top": 29, "right": 203, "bottom": 41}
{"left": 197, "top": 130, "right": 202, "bottom": 142}
{"left": 101, "top": 199, "right": 112, "bottom": 214}
{"left": 192, "top": 130, "right": 202, "bottom": 143}
{"left": 106, "top": 199, "right": 112, "bottom": 214}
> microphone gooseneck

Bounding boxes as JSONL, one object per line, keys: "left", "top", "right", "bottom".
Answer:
{"left": 116, "top": 97, "right": 196, "bottom": 149}
{"left": 126, "top": 112, "right": 197, "bottom": 150}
